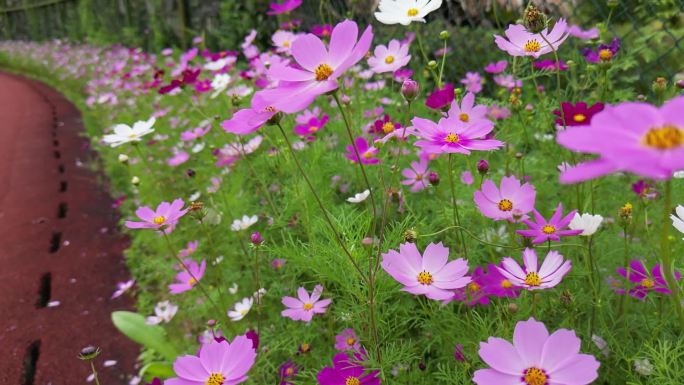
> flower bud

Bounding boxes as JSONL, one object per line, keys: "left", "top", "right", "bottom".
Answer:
{"left": 477, "top": 159, "right": 489, "bottom": 175}
{"left": 131, "top": 176, "right": 140, "bottom": 185}
{"left": 401, "top": 79, "right": 420, "bottom": 102}
{"left": 251, "top": 231, "right": 263, "bottom": 245}
{"left": 507, "top": 303, "right": 518, "bottom": 313}
{"left": 439, "top": 30, "right": 450, "bottom": 40}
{"left": 403, "top": 229, "right": 418, "bottom": 243}
{"left": 118, "top": 154, "right": 129, "bottom": 164}
{"left": 78, "top": 346, "right": 101, "bottom": 361}
{"left": 340, "top": 94, "right": 352, "bottom": 105}
{"left": 652, "top": 77, "right": 668, "bottom": 94}
{"left": 186, "top": 168, "right": 196, "bottom": 178}
{"left": 427, "top": 60, "right": 438, "bottom": 69}
{"left": 606, "top": 0, "right": 619, "bottom": 8}
{"left": 522, "top": 4, "right": 547, "bottom": 33}
{"left": 428, "top": 171, "right": 440, "bottom": 185}
{"left": 677, "top": 79, "right": 684, "bottom": 89}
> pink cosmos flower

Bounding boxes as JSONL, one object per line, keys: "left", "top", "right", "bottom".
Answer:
{"left": 344, "top": 137, "right": 380, "bottom": 164}
{"left": 412, "top": 112, "right": 503, "bottom": 155}
{"left": 460, "top": 72, "right": 483, "bottom": 94}
{"left": 487, "top": 104, "right": 511, "bottom": 120}
{"left": 553, "top": 101, "right": 604, "bottom": 127}
{"left": 367, "top": 39, "right": 411, "bottom": 74}
{"left": 425, "top": 83, "right": 454, "bottom": 110}
{"left": 169, "top": 259, "right": 206, "bottom": 294}
{"left": 295, "top": 107, "right": 323, "bottom": 124}
{"left": 272, "top": 30, "right": 298, "bottom": 54}
{"left": 180, "top": 125, "right": 211, "bottom": 141}
{"left": 567, "top": 25, "right": 599, "bottom": 40}
{"left": 497, "top": 248, "right": 571, "bottom": 290}
{"left": 494, "top": 19, "right": 569, "bottom": 58}
{"left": 281, "top": 285, "right": 332, "bottom": 323}
{"left": 293, "top": 115, "right": 329, "bottom": 137}
{"left": 221, "top": 95, "right": 277, "bottom": 136}
{"left": 317, "top": 352, "right": 380, "bottom": 385}
{"left": 482, "top": 264, "right": 520, "bottom": 298}
{"left": 617, "top": 260, "right": 682, "bottom": 300}
{"left": 381, "top": 242, "right": 470, "bottom": 301}
{"left": 125, "top": 199, "right": 188, "bottom": 234}
{"left": 461, "top": 170, "right": 474, "bottom": 185}
{"left": 334, "top": 329, "right": 361, "bottom": 351}
{"left": 267, "top": 0, "right": 302, "bottom": 15}
{"left": 401, "top": 158, "right": 431, "bottom": 192}
{"left": 474, "top": 176, "right": 536, "bottom": 222}
{"left": 179, "top": 240, "right": 199, "bottom": 258}
{"left": 557, "top": 96, "right": 684, "bottom": 183}
{"left": 279, "top": 361, "right": 299, "bottom": 385}
{"left": 167, "top": 151, "right": 189, "bottom": 167}
{"left": 260, "top": 20, "right": 373, "bottom": 114}
{"left": 451, "top": 266, "right": 490, "bottom": 306}
{"left": 311, "top": 24, "right": 333, "bottom": 38}
{"left": 473, "top": 318, "right": 599, "bottom": 385}
{"left": 534, "top": 59, "right": 568, "bottom": 71}
{"left": 493, "top": 74, "right": 522, "bottom": 90}
{"left": 446, "top": 92, "right": 490, "bottom": 126}
{"left": 517, "top": 203, "right": 581, "bottom": 244}
{"left": 112, "top": 279, "right": 135, "bottom": 299}
{"left": 166, "top": 335, "right": 256, "bottom": 385}
{"left": 484, "top": 60, "right": 507, "bottom": 74}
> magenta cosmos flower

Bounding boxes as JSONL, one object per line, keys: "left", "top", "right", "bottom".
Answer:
{"left": 125, "top": 199, "right": 188, "bottom": 234}
{"left": 267, "top": 0, "right": 302, "bottom": 15}
{"left": 473, "top": 318, "right": 600, "bottom": 385}
{"left": 221, "top": 95, "right": 277, "bottom": 136}
{"left": 517, "top": 203, "right": 581, "bottom": 244}
{"left": 401, "top": 158, "right": 431, "bottom": 192}
{"left": 553, "top": 101, "right": 604, "bottom": 127}
{"left": 494, "top": 19, "right": 569, "bottom": 58}
{"left": 484, "top": 60, "right": 507, "bottom": 74}
{"left": 381, "top": 242, "right": 470, "bottom": 301}
{"left": 557, "top": 96, "right": 684, "bottom": 183}
{"left": 617, "top": 260, "right": 682, "bottom": 300}
{"left": 166, "top": 335, "right": 256, "bottom": 385}
{"left": 169, "top": 259, "right": 206, "bottom": 294}
{"left": 279, "top": 361, "right": 299, "bottom": 385}
{"left": 334, "top": 328, "right": 361, "bottom": 351}
{"left": 482, "top": 264, "right": 520, "bottom": 298}
{"left": 317, "top": 352, "right": 380, "bottom": 385}
{"left": 294, "top": 115, "right": 329, "bottom": 137}
{"left": 498, "top": 248, "right": 571, "bottom": 290}
{"left": 344, "top": 137, "right": 380, "bottom": 164}
{"left": 260, "top": 20, "right": 373, "bottom": 114}
{"left": 425, "top": 83, "right": 454, "bottom": 110}
{"left": 412, "top": 112, "right": 503, "bottom": 155}
{"left": 474, "top": 176, "right": 536, "bottom": 222}
{"left": 281, "top": 284, "right": 332, "bottom": 323}
{"left": 368, "top": 39, "right": 411, "bottom": 74}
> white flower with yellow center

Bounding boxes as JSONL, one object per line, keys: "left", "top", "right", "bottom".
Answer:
{"left": 227, "top": 297, "right": 253, "bottom": 321}
{"left": 374, "top": 0, "right": 443, "bottom": 26}
{"left": 568, "top": 213, "right": 604, "bottom": 236}
{"left": 102, "top": 118, "right": 156, "bottom": 147}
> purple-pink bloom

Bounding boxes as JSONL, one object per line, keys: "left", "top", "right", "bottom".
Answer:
{"left": 381, "top": 242, "right": 470, "bottom": 301}
{"left": 412, "top": 111, "right": 502, "bottom": 155}
{"left": 493, "top": 74, "right": 521, "bottom": 90}
{"left": 261, "top": 20, "right": 373, "bottom": 114}
{"left": 425, "top": 83, "right": 454, "bottom": 110}
{"left": 221, "top": 96, "right": 277, "bottom": 135}
{"left": 582, "top": 38, "right": 620, "bottom": 63}
{"left": 166, "top": 335, "right": 256, "bottom": 385}
{"left": 484, "top": 60, "right": 507, "bottom": 74}
{"left": 533, "top": 59, "right": 568, "bottom": 71}
{"left": 567, "top": 25, "right": 599, "bottom": 40}
{"left": 294, "top": 115, "right": 329, "bottom": 137}
{"left": 334, "top": 328, "right": 361, "bottom": 351}
{"left": 553, "top": 101, "right": 604, "bottom": 127}
{"left": 494, "top": 19, "right": 569, "bottom": 58}
{"left": 460, "top": 72, "right": 483, "bottom": 94}
{"left": 474, "top": 176, "right": 536, "bottom": 222}
{"left": 279, "top": 361, "right": 299, "bottom": 385}
{"left": 168, "top": 259, "right": 206, "bottom": 294}
{"left": 281, "top": 284, "right": 332, "bottom": 323}
{"left": 497, "top": 248, "right": 571, "bottom": 290}
{"left": 461, "top": 170, "right": 474, "bottom": 185}
{"left": 517, "top": 203, "right": 581, "bottom": 244}
{"left": 125, "top": 199, "right": 188, "bottom": 234}
{"left": 473, "top": 318, "right": 599, "bottom": 385}
{"left": 180, "top": 125, "right": 211, "bottom": 141}
{"left": 167, "top": 151, "right": 189, "bottom": 167}
{"left": 267, "top": 0, "right": 302, "bottom": 15}
{"left": 367, "top": 39, "right": 411, "bottom": 74}
{"left": 617, "top": 260, "right": 682, "bottom": 300}
{"left": 317, "top": 352, "right": 380, "bottom": 385}
{"left": 344, "top": 137, "right": 380, "bottom": 164}
{"left": 401, "top": 158, "right": 431, "bottom": 192}
{"left": 179, "top": 240, "right": 199, "bottom": 258}
{"left": 451, "top": 266, "right": 490, "bottom": 306}
{"left": 311, "top": 24, "right": 333, "bottom": 38}
{"left": 557, "top": 96, "right": 684, "bottom": 183}
{"left": 446, "top": 92, "right": 491, "bottom": 126}
{"left": 482, "top": 264, "right": 520, "bottom": 298}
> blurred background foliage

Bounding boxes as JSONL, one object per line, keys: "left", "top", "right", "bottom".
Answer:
{"left": 0, "top": 0, "right": 682, "bottom": 90}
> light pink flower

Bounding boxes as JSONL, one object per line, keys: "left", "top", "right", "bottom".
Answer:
{"left": 281, "top": 285, "right": 332, "bottom": 323}
{"left": 367, "top": 39, "right": 411, "bottom": 74}
{"left": 401, "top": 158, "right": 431, "bottom": 192}
{"left": 125, "top": 199, "right": 188, "bottom": 234}
{"left": 446, "top": 92, "right": 490, "bottom": 126}
{"left": 474, "top": 176, "right": 536, "bottom": 222}
{"left": 334, "top": 329, "right": 361, "bottom": 351}
{"left": 494, "top": 19, "right": 569, "bottom": 58}
{"left": 497, "top": 248, "right": 571, "bottom": 290}
{"left": 169, "top": 259, "right": 206, "bottom": 294}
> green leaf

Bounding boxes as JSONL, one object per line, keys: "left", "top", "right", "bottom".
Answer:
{"left": 140, "top": 362, "right": 176, "bottom": 380}
{"left": 111, "top": 311, "right": 178, "bottom": 361}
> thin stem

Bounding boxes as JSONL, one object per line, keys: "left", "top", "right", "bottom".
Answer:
{"left": 437, "top": 38, "right": 448, "bottom": 88}
{"left": 89, "top": 362, "right": 100, "bottom": 385}
{"left": 447, "top": 154, "right": 467, "bottom": 255}
{"left": 659, "top": 180, "right": 684, "bottom": 329}
{"left": 253, "top": 245, "right": 262, "bottom": 332}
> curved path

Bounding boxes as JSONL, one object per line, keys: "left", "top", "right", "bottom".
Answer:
{"left": 0, "top": 72, "right": 137, "bottom": 384}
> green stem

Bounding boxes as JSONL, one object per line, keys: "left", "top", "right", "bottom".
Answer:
{"left": 90, "top": 362, "right": 100, "bottom": 385}
{"left": 253, "top": 245, "right": 262, "bottom": 332}
{"left": 659, "top": 180, "right": 684, "bottom": 329}
{"left": 447, "top": 154, "right": 467, "bottom": 255}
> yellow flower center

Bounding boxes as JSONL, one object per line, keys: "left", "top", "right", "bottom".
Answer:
{"left": 240, "top": 309, "right": 248, "bottom": 315}
{"left": 407, "top": 8, "right": 419, "bottom": 16}
{"left": 382, "top": 122, "right": 395, "bottom": 133}
{"left": 314, "top": 63, "right": 334, "bottom": 81}
{"left": 598, "top": 48, "right": 613, "bottom": 61}
{"left": 153, "top": 216, "right": 166, "bottom": 225}
{"left": 415, "top": 173, "right": 423, "bottom": 181}
{"left": 286, "top": 367, "right": 294, "bottom": 375}
{"left": 524, "top": 272, "right": 542, "bottom": 287}
{"left": 524, "top": 40, "right": 542, "bottom": 53}
{"left": 641, "top": 278, "right": 655, "bottom": 289}
{"left": 206, "top": 373, "right": 225, "bottom": 385}
{"left": 283, "top": 41, "right": 290, "bottom": 47}
{"left": 573, "top": 113, "right": 586, "bottom": 122}
{"left": 542, "top": 225, "right": 556, "bottom": 234}
{"left": 300, "top": 343, "right": 310, "bottom": 352}
{"left": 498, "top": 199, "right": 513, "bottom": 212}
{"left": 459, "top": 113, "right": 469, "bottom": 122}
{"left": 445, "top": 133, "right": 460, "bottom": 143}
{"left": 309, "top": 125, "right": 319, "bottom": 132}
{"left": 188, "top": 278, "right": 198, "bottom": 286}
{"left": 346, "top": 337, "right": 356, "bottom": 346}
{"left": 264, "top": 106, "right": 276, "bottom": 113}
{"left": 501, "top": 279, "right": 513, "bottom": 289}
{"left": 362, "top": 151, "right": 375, "bottom": 159}
{"left": 417, "top": 271, "right": 433, "bottom": 285}
{"left": 303, "top": 303, "right": 314, "bottom": 310}
{"left": 468, "top": 282, "right": 480, "bottom": 292}
{"left": 385, "top": 55, "right": 395, "bottom": 64}
{"left": 523, "top": 367, "right": 547, "bottom": 385}
{"left": 345, "top": 377, "right": 360, "bottom": 385}
{"left": 642, "top": 125, "right": 683, "bottom": 150}
{"left": 128, "top": 133, "right": 138, "bottom": 139}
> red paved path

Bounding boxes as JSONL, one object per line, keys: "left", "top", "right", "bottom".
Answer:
{"left": 0, "top": 72, "right": 138, "bottom": 384}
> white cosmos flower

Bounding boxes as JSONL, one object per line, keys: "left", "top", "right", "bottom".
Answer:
{"left": 210, "top": 73, "right": 232, "bottom": 98}
{"left": 253, "top": 288, "right": 267, "bottom": 301}
{"left": 347, "top": 190, "right": 370, "bottom": 203}
{"left": 674, "top": 170, "right": 684, "bottom": 178}
{"left": 204, "top": 57, "right": 235, "bottom": 71}
{"left": 375, "top": 0, "right": 443, "bottom": 26}
{"left": 228, "top": 282, "right": 239, "bottom": 294}
{"left": 227, "top": 297, "right": 253, "bottom": 321}
{"left": 145, "top": 300, "right": 178, "bottom": 325}
{"left": 231, "top": 215, "right": 258, "bottom": 231}
{"left": 568, "top": 212, "right": 603, "bottom": 236}
{"left": 671, "top": 205, "right": 684, "bottom": 239}
{"left": 102, "top": 118, "right": 155, "bottom": 147}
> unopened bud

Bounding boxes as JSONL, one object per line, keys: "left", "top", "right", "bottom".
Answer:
{"left": 131, "top": 176, "right": 140, "bottom": 185}
{"left": 652, "top": 77, "right": 668, "bottom": 93}
{"left": 439, "top": 30, "right": 450, "bottom": 40}
{"left": 507, "top": 303, "right": 518, "bottom": 313}
{"left": 427, "top": 60, "right": 438, "bottom": 69}
{"left": 477, "top": 159, "right": 489, "bottom": 175}
{"left": 428, "top": 171, "right": 440, "bottom": 185}
{"left": 403, "top": 229, "right": 418, "bottom": 243}
{"left": 401, "top": 79, "right": 420, "bottom": 102}
{"left": 78, "top": 346, "right": 101, "bottom": 361}
{"left": 118, "top": 154, "right": 129, "bottom": 164}
{"left": 251, "top": 231, "right": 263, "bottom": 245}
{"left": 522, "top": 4, "right": 547, "bottom": 33}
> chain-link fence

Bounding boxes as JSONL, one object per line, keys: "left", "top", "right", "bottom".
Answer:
{"left": 1, "top": 0, "right": 682, "bottom": 90}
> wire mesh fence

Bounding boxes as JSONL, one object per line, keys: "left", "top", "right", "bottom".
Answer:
{"left": 0, "top": 0, "right": 682, "bottom": 90}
